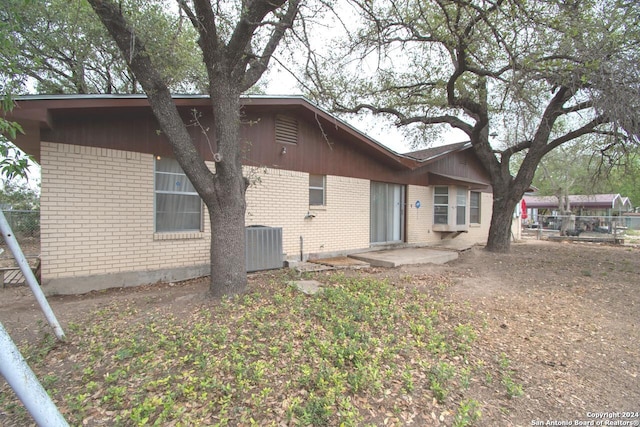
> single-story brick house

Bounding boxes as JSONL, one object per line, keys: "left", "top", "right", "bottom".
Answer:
{"left": 8, "top": 95, "right": 493, "bottom": 294}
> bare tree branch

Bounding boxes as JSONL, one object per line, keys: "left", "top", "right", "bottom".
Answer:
{"left": 87, "top": 0, "right": 215, "bottom": 199}
{"left": 544, "top": 115, "right": 609, "bottom": 155}
{"left": 242, "top": 0, "right": 301, "bottom": 90}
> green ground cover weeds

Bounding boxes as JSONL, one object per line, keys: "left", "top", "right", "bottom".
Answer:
{"left": 1, "top": 273, "right": 520, "bottom": 426}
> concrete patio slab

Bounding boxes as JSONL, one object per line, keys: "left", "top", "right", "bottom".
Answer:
{"left": 309, "top": 257, "right": 370, "bottom": 269}
{"left": 289, "top": 261, "right": 334, "bottom": 273}
{"left": 349, "top": 247, "right": 458, "bottom": 268}
{"left": 430, "top": 239, "right": 476, "bottom": 251}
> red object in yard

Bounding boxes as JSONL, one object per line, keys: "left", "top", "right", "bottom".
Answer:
{"left": 521, "top": 199, "right": 528, "bottom": 219}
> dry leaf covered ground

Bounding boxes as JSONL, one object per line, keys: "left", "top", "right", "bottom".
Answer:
{"left": 0, "top": 239, "right": 638, "bottom": 426}
{"left": 381, "top": 240, "right": 640, "bottom": 425}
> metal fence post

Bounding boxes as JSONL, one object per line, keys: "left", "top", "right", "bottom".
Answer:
{"left": 0, "top": 321, "right": 69, "bottom": 427}
{"left": 0, "top": 210, "right": 65, "bottom": 341}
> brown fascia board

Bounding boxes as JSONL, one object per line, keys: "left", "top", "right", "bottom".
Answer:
{"left": 5, "top": 102, "right": 53, "bottom": 129}
{"left": 406, "top": 141, "right": 473, "bottom": 165}
{"left": 9, "top": 94, "right": 416, "bottom": 169}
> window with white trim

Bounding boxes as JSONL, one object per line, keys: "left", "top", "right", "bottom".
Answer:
{"left": 470, "top": 191, "right": 481, "bottom": 224}
{"left": 433, "top": 186, "right": 449, "bottom": 224}
{"left": 456, "top": 187, "right": 467, "bottom": 225}
{"left": 309, "top": 174, "right": 326, "bottom": 206}
{"left": 155, "top": 158, "right": 202, "bottom": 232}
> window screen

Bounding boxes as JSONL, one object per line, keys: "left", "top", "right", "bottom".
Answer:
{"left": 155, "top": 158, "right": 202, "bottom": 232}
{"left": 309, "top": 174, "right": 325, "bottom": 206}
{"left": 456, "top": 188, "right": 467, "bottom": 225}
{"left": 470, "top": 191, "right": 481, "bottom": 223}
{"left": 434, "top": 186, "right": 448, "bottom": 224}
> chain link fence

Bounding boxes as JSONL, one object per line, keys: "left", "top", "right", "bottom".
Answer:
{"left": 1, "top": 210, "right": 40, "bottom": 286}
{"left": 526, "top": 214, "right": 640, "bottom": 232}
{"left": 2, "top": 210, "right": 40, "bottom": 239}
{"left": 523, "top": 214, "right": 640, "bottom": 244}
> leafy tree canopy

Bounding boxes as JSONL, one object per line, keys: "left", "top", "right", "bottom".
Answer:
{"left": 308, "top": 0, "right": 640, "bottom": 151}
{"left": 532, "top": 143, "right": 640, "bottom": 207}
{"left": 0, "top": 178, "right": 39, "bottom": 210}
{"left": 1, "top": 1, "right": 31, "bottom": 180}
{"left": 0, "top": 0, "right": 210, "bottom": 181}
{"left": 1, "top": 0, "right": 207, "bottom": 95}
{"left": 302, "top": 0, "right": 640, "bottom": 251}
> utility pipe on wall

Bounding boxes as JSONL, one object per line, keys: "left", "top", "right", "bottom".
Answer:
{"left": 300, "top": 235, "right": 304, "bottom": 262}
{"left": 0, "top": 210, "right": 65, "bottom": 341}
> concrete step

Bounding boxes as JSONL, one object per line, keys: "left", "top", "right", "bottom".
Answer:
{"left": 349, "top": 247, "right": 458, "bottom": 268}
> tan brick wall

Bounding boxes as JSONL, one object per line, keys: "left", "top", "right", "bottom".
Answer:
{"left": 40, "top": 142, "right": 211, "bottom": 291}
{"left": 245, "top": 167, "right": 370, "bottom": 259}
{"left": 41, "top": 147, "right": 372, "bottom": 292}
{"left": 40, "top": 142, "right": 491, "bottom": 293}
{"left": 467, "top": 192, "right": 493, "bottom": 243}
{"left": 406, "top": 185, "right": 491, "bottom": 245}
{"left": 406, "top": 185, "right": 433, "bottom": 243}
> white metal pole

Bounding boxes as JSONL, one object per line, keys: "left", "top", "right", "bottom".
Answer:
{"left": 0, "top": 321, "right": 69, "bottom": 427}
{"left": 0, "top": 210, "right": 65, "bottom": 341}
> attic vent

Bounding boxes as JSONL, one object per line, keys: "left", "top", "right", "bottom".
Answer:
{"left": 275, "top": 115, "right": 298, "bottom": 145}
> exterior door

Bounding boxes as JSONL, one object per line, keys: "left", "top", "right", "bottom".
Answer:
{"left": 370, "top": 182, "right": 405, "bottom": 244}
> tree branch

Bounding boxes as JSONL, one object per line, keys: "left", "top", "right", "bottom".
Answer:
{"left": 498, "top": 139, "right": 533, "bottom": 157}
{"left": 334, "top": 102, "right": 407, "bottom": 121}
{"left": 562, "top": 100, "right": 594, "bottom": 114}
{"left": 226, "top": 0, "right": 287, "bottom": 75}
{"left": 176, "top": 0, "right": 200, "bottom": 30}
{"left": 87, "top": 0, "right": 215, "bottom": 199}
{"left": 398, "top": 114, "right": 473, "bottom": 135}
{"left": 242, "top": 0, "right": 301, "bottom": 90}
{"left": 189, "top": 0, "right": 222, "bottom": 80}
{"left": 543, "top": 115, "right": 608, "bottom": 155}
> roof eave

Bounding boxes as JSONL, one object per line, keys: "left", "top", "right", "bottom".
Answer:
{"left": 406, "top": 141, "right": 473, "bottom": 166}
{"left": 8, "top": 94, "right": 416, "bottom": 169}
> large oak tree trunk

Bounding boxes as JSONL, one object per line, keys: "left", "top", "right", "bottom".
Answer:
{"left": 485, "top": 194, "right": 519, "bottom": 253}
{"left": 88, "top": 0, "right": 299, "bottom": 297}
{"left": 474, "top": 133, "right": 541, "bottom": 254}
{"left": 481, "top": 155, "right": 530, "bottom": 253}
{"left": 207, "top": 198, "right": 247, "bottom": 297}
{"left": 204, "top": 85, "right": 248, "bottom": 297}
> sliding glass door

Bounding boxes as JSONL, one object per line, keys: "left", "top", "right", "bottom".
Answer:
{"left": 370, "top": 182, "right": 405, "bottom": 244}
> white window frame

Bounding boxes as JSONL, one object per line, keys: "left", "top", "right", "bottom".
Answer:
{"left": 433, "top": 186, "right": 449, "bottom": 225}
{"left": 309, "top": 174, "right": 326, "bottom": 207}
{"left": 470, "top": 191, "right": 481, "bottom": 224}
{"left": 433, "top": 185, "right": 471, "bottom": 232}
{"left": 456, "top": 187, "right": 467, "bottom": 226}
{"left": 154, "top": 158, "right": 203, "bottom": 233}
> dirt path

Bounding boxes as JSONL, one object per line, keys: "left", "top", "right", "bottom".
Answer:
{"left": 1, "top": 240, "right": 638, "bottom": 426}
{"left": 430, "top": 240, "right": 639, "bottom": 425}
{"left": 338, "top": 240, "right": 639, "bottom": 425}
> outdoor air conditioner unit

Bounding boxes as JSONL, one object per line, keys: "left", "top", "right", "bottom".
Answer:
{"left": 245, "top": 226, "right": 283, "bottom": 272}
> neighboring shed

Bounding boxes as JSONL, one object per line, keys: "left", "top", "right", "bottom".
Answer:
{"left": 6, "top": 95, "right": 494, "bottom": 294}
{"left": 523, "top": 194, "right": 633, "bottom": 217}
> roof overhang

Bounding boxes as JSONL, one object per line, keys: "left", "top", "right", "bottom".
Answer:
{"left": 428, "top": 172, "right": 491, "bottom": 190}
{"left": 4, "top": 94, "right": 415, "bottom": 169}
{"left": 406, "top": 141, "right": 472, "bottom": 164}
